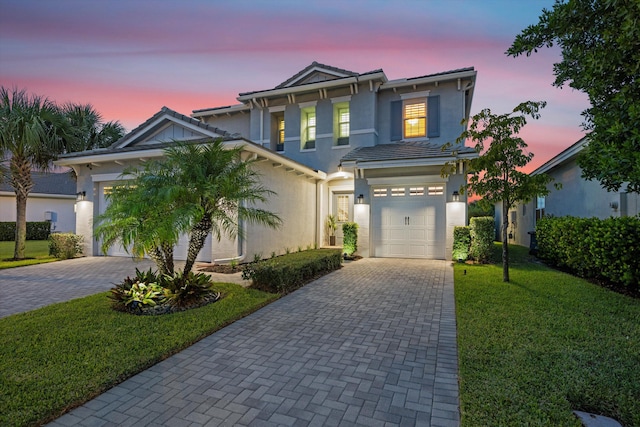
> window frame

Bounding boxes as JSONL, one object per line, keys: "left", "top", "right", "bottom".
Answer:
{"left": 300, "top": 104, "right": 317, "bottom": 151}
{"left": 403, "top": 100, "right": 427, "bottom": 139}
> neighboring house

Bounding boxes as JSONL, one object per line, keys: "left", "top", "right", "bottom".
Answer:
{"left": 0, "top": 171, "right": 77, "bottom": 234}
{"left": 497, "top": 137, "right": 640, "bottom": 247}
{"left": 56, "top": 62, "right": 477, "bottom": 261}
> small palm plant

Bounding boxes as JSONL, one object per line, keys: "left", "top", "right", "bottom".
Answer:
{"left": 326, "top": 214, "right": 337, "bottom": 246}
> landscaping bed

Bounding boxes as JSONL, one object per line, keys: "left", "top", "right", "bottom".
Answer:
{"left": 455, "top": 244, "right": 640, "bottom": 427}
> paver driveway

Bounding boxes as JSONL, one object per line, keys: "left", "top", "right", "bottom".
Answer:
{"left": 45, "top": 257, "right": 459, "bottom": 427}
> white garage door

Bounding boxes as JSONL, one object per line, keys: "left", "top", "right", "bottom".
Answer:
{"left": 371, "top": 185, "right": 446, "bottom": 259}
{"left": 99, "top": 183, "right": 212, "bottom": 261}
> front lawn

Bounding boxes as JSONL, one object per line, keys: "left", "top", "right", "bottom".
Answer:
{"left": 455, "top": 244, "right": 640, "bottom": 427}
{"left": 0, "top": 283, "right": 278, "bottom": 427}
{"left": 0, "top": 240, "right": 57, "bottom": 269}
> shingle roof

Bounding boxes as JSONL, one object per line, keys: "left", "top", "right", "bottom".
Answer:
{"left": 340, "top": 141, "right": 476, "bottom": 163}
{"left": 0, "top": 171, "right": 76, "bottom": 195}
{"left": 406, "top": 67, "right": 475, "bottom": 81}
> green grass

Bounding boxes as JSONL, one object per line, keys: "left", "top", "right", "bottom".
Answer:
{"left": 456, "top": 244, "right": 640, "bottom": 427}
{"left": 0, "top": 283, "right": 278, "bottom": 427}
{"left": 0, "top": 240, "right": 57, "bottom": 269}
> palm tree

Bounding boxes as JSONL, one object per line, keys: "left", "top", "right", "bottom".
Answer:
{"left": 95, "top": 139, "right": 282, "bottom": 276}
{"left": 61, "top": 103, "right": 125, "bottom": 152}
{"left": 0, "top": 87, "right": 68, "bottom": 259}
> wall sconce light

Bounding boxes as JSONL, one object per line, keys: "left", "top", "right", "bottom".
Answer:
{"left": 609, "top": 201, "right": 619, "bottom": 211}
{"left": 452, "top": 190, "right": 460, "bottom": 202}
{"left": 76, "top": 191, "right": 86, "bottom": 202}
{"left": 357, "top": 194, "right": 364, "bottom": 204}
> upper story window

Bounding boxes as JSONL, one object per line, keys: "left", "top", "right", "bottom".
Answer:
{"left": 338, "top": 108, "right": 350, "bottom": 141}
{"left": 277, "top": 117, "right": 285, "bottom": 151}
{"left": 390, "top": 92, "right": 440, "bottom": 141}
{"left": 404, "top": 101, "right": 426, "bottom": 138}
{"left": 269, "top": 109, "right": 285, "bottom": 152}
{"left": 300, "top": 103, "right": 316, "bottom": 150}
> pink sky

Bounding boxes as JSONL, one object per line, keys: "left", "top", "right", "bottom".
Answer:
{"left": 0, "top": 0, "right": 589, "bottom": 172}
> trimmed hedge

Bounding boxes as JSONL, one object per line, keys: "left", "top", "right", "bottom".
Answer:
{"left": 49, "top": 233, "right": 83, "bottom": 259}
{"left": 453, "top": 226, "right": 471, "bottom": 261}
{"left": 536, "top": 216, "right": 640, "bottom": 287}
{"left": 469, "top": 216, "right": 495, "bottom": 263}
{"left": 242, "top": 249, "right": 342, "bottom": 294}
{"left": 0, "top": 221, "right": 51, "bottom": 241}
{"left": 342, "top": 222, "right": 358, "bottom": 256}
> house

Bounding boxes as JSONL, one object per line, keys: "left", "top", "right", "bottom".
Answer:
{"left": 55, "top": 62, "right": 477, "bottom": 261}
{"left": 497, "top": 137, "right": 640, "bottom": 247}
{"left": 0, "top": 171, "right": 77, "bottom": 234}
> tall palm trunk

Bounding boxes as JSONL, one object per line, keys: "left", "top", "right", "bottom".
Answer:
{"left": 10, "top": 155, "right": 34, "bottom": 260}
{"left": 148, "top": 245, "right": 174, "bottom": 276}
{"left": 183, "top": 215, "right": 212, "bottom": 276}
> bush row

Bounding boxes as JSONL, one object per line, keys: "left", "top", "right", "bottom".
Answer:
{"left": 536, "top": 216, "right": 640, "bottom": 287}
{"left": 0, "top": 221, "right": 51, "bottom": 241}
{"left": 242, "top": 249, "right": 342, "bottom": 294}
{"left": 49, "top": 233, "right": 83, "bottom": 259}
{"left": 453, "top": 216, "right": 495, "bottom": 263}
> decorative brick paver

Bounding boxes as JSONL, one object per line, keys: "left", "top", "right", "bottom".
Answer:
{"left": 40, "top": 257, "right": 459, "bottom": 426}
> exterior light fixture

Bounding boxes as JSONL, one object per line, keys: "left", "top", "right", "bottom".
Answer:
{"left": 76, "top": 191, "right": 86, "bottom": 202}
{"left": 452, "top": 190, "right": 460, "bottom": 202}
{"left": 357, "top": 194, "right": 364, "bottom": 204}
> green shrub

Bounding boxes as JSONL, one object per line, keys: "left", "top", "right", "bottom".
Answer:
{"left": 48, "top": 233, "right": 83, "bottom": 259}
{"left": 342, "top": 222, "right": 359, "bottom": 256}
{"left": 243, "top": 249, "right": 342, "bottom": 294}
{"left": 0, "top": 221, "right": 51, "bottom": 241}
{"left": 109, "top": 268, "right": 220, "bottom": 314}
{"left": 453, "top": 226, "right": 471, "bottom": 261}
{"left": 469, "top": 216, "right": 495, "bottom": 263}
{"left": 536, "top": 216, "right": 640, "bottom": 287}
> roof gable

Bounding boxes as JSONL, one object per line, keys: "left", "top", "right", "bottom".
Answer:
{"left": 112, "top": 107, "right": 231, "bottom": 150}
{"left": 275, "top": 61, "right": 359, "bottom": 89}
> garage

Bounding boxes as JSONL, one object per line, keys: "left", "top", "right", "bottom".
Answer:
{"left": 371, "top": 185, "right": 446, "bottom": 259}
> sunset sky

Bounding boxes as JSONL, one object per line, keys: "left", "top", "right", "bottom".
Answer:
{"left": 0, "top": 0, "right": 589, "bottom": 171}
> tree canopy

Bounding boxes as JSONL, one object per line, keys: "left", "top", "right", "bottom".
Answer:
{"left": 507, "top": 0, "right": 640, "bottom": 193}
{"left": 445, "top": 101, "right": 554, "bottom": 282}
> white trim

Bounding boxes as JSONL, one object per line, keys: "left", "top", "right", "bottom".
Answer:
{"left": 0, "top": 191, "right": 75, "bottom": 200}
{"left": 192, "top": 104, "right": 249, "bottom": 118}
{"left": 331, "top": 95, "right": 352, "bottom": 104}
{"left": 268, "top": 105, "right": 286, "bottom": 113}
{"left": 91, "top": 173, "right": 131, "bottom": 182}
{"left": 367, "top": 175, "right": 448, "bottom": 186}
{"left": 400, "top": 90, "right": 430, "bottom": 100}
{"left": 350, "top": 128, "right": 378, "bottom": 136}
{"left": 315, "top": 133, "right": 333, "bottom": 140}
{"left": 298, "top": 100, "right": 317, "bottom": 108}
{"left": 532, "top": 137, "right": 587, "bottom": 176}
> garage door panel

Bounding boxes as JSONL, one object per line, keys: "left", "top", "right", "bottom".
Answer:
{"left": 372, "top": 186, "right": 445, "bottom": 259}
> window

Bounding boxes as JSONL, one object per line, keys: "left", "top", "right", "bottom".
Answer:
{"left": 373, "top": 188, "right": 388, "bottom": 197}
{"left": 536, "top": 196, "right": 545, "bottom": 221}
{"left": 427, "top": 186, "right": 444, "bottom": 196}
{"left": 336, "top": 106, "right": 349, "bottom": 145}
{"left": 409, "top": 187, "right": 425, "bottom": 196}
{"left": 404, "top": 101, "right": 426, "bottom": 138}
{"left": 270, "top": 111, "right": 285, "bottom": 152}
{"left": 391, "top": 95, "right": 440, "bottom": 141}
{"left": 336, "top": 195, "right": 349, "bottom": 222}
{"left": 301, "top": 105, "right": 316, "bottom": 150}
{"left": 391, "top": 188, "right": 405, "bottom": 196}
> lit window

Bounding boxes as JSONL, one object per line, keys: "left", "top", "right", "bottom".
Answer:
{"left": 336, "top": 195, "right": 349, "bottom": 222}
{"left": 409, "top": 187, "right": 425, "bottom": 196}
{"left": 391, "top": 187, "right": 405, "bottom": 196}
{"left": 306, "top": 111, "right": 316, "bottom": 142}
{"left": 278, "top": 118, "right": 285, "bottom": 144}
{"left": 338, "top": 108, "right": 349, "bottom": 137}
{"left": 428, "top": 186, "right": 444, "bottom": 195}
{"left": 404, "top": 101, "right": 426, "bottom": 138}
{"left": 374, "top": 188, "right": 387, "bottom": 197}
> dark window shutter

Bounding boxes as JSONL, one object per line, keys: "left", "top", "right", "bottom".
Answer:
{"left": 427, "top": 95, "right": 440, "bottom": 138}
{"left": 390, "top": 101, "right": 402, "bottom": 141}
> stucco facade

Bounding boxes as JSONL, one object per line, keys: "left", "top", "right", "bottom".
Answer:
{"left": 500, "top": 137, "right": 640, "bottom": 247}
{"left": 57, "top": 62, "right": 478, "bottom": 262}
